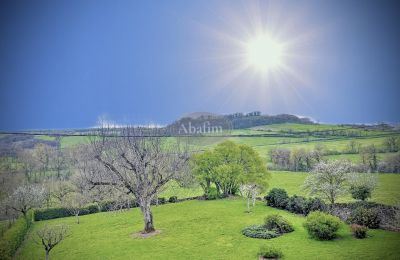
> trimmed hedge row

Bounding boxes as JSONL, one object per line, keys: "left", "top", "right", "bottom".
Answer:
{"left": 34, "top": 204, "right": 99, "bottom": 221}
{"left": 0, "top": 211, "right": 33, "bottom": 260}
{"left": 34, "top": 196, "right": 195, "bottom": 221}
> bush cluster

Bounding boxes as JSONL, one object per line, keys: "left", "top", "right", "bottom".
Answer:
{"left": 0, "top": 211, "right": 33, "bottom": 260}
{"left": 241, "top": 225, "right": 279, "bottom": 239}
{"left": 264, "top": 214, "right": 294, "bottom": 234}
{"left": 264, "top": 188, "right": 289, "bottom": 208}
{"left": 265, "top": 188, "right": 325, "bottom": 215}
{"left": 303, "top": 211, "right": 341, "bottom": 240}
{"left": 348, "top": 207, "right": 380, "bottom": 229}
{"left": 350, "top": 224, "right": 368, "bottom": 239}
{"left": 258, "top": 245, "right": 283, "bottom": 259}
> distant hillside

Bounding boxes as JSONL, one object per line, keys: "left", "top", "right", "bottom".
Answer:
{"left": 225, "top": 113, "right": 313, "bottom": 129}
{"left": 166, "top": 112, "right": 314, "bottom": 133}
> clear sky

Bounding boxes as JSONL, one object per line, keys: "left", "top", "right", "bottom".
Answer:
{"left": 0, "top": 0, "right": 399, "bottom": 130}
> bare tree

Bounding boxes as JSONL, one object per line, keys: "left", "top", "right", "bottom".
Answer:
{"left": 5, "top": 184, "right": 45, "bottom": 217}
{"left": 360, "top": 145, "right": 378, "bottom": 172}
{"left": 239, "top": 184, "right": 263, "bottom": 213}
{"left": 50, "top": 181, "right": 74, "bottom": 204}
{"left": 63, "top": 192, "right": 88, "bottom": 224}
{"left": 34, "top": 143, "right": 52, "bottom": 177}
{"left": 383, "top": 136, "right": 399, "bottom": 153}
{"left": 17, "top": 149, "right": 38, "bottom": 182}
{"left": 35, "top": 224, "right": 69, "bottom": 260}
{"left": 50, "top": 147, "right": 66, "bottom": 179}
{"left": 269, "top": 148, "right": 290, "bottom": 170}
{"left": 80, "top": 126, "right": 189, "bottom": 233}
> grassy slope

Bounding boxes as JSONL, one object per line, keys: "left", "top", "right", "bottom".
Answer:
{"left": 17, "top": 199, "right": 400, "bottom": 260}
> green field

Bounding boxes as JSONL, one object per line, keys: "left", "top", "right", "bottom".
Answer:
{"left": 160, "top": 171, "right": 400, "bottom": 206}
{"left": 17, "top": 199, "right": 400, "bottom": 260}
{"left": 268, "top": 171, "right": 400, "bottom": 205}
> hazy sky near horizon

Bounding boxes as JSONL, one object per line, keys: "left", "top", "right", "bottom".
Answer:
{"left": 0, "top": 0, "right": 399, "bottom": 130}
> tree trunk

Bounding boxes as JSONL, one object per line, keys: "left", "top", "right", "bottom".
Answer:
{"left": 140, "top": 199, "right": 155, "bottom": 233}
{"left": 45, "top": 250, "right": 49, "bottom": 260}
{"left": 75, "top": 214, "right": 80, "bottom": 224}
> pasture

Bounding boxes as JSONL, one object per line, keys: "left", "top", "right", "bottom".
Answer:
{"left": 16, "top": 199, "right": 400, "bottom": 260}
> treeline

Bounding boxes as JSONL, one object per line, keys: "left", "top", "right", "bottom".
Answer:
{"left": 269, "top": 136, "right": 400, "bottom": 173}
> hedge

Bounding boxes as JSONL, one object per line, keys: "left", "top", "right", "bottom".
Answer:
{"left": 0, "top": 211, "right": 33, "bottom": 260}
{"left": 34, "top": 204, "right": 98, "bottom": 221}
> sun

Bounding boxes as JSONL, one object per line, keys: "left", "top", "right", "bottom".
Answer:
{"left": 245, "top": 33, "right": 285, "bottom": 72}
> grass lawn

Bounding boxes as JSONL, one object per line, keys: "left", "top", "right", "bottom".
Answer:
{"left": 17, "top": 199, "right": 400, "bottom": 260}
{"left": 269, "top": 171, "right": 400, "bottom": 205}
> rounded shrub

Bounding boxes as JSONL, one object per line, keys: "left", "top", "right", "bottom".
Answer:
{"left": 264, "top": 214, "right": 294, "bottom": 234}
{"left": 265, "top": 188, "right": 289, "bottom": 209}
{"left": 348, "top": 207, "right": 380, "bottom": 228}
{"left": 258, "top": 245, "right": 283, "bottom": 259}
{"left": 241, "top": 225, "right": 279, "bottom": 239}
{"left": 303, "top": 211, "right": 341, "bottom": 240}
{"left": 350, "top": 224, "right": 368, "bottom": 239}
{"left": 168, "top": 196, "right": 178, "bottom": 203}
{"left": 350, "top": 185, "right": 372, "bottom": 201}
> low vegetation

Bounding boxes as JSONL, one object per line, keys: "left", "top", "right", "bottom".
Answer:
{"left": 303, "top": 211, "right": 342, "bottom": 240}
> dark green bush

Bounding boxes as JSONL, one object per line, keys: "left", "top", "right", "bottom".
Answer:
{"left": 286, "top": 195, "right": 307, "bottom": 214}
{"left": 241, "top": 225, "right": 279, "bottom": 239}
{"left": 168, "top": 196, "right": 178, "bottom": 203}
{"left": 303, "top": 211, "right": 341, "bottom": 240}
{"left": 258, "top": 245, "right": 283, "bottom": 259}
{"left": 0, "top": 211, "right": 33, "bottom": 260}
{"left": 350, "top": 185, "right": 372, "bottom": 201}
{"left": 265, "top": 188, "right": 289, "bottom": 209}
{"left": 34, "top": 207, "right": 70, "bottom": 221}
{"left": 205, "top": 187, "right": 219, "bottom": 200}
{"left": 304, "top": 197, "right": 326, "bottom": 215}
{"left": 264, "top": 214, "right": 294, "bottom": 234}
{"left": 350, "top": 224, "right": 368, "bottom": 239}
{"left": 34, "top": 204, "right": 99, "bottom": 221}
{"left": 348, "top": 207, "right": 380, "bottom": 228}
{"left": 157, "top": 197, "right": 166, "bottom": 205}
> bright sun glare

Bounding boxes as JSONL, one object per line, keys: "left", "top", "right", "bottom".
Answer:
{"left": 245, "top": 33, "right": 285, "bottom": 72}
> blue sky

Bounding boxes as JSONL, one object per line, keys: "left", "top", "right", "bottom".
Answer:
{"left": 0, "top": 0, "right": 399, "bottom": 130}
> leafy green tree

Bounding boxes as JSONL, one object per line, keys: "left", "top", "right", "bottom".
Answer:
{"left": 191, "top": 140, "right": 269, "bottom": 196}
{"left": 348, "top": 173, "right": 377, "bottom": 201}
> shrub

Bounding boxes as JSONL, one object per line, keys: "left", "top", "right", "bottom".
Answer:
{"left": 205, "top": 187, "right": 219, "bottom": 200}
{"left": 168, "top": 196, "right": 178, "bottom": 203}
{"left": 304, "top": 197, "right": 326, "bottom": 215}
{"left": 241, "top": 225, "right": 279, "bottom": 239}
{"left": 348, "top": 207, "right": 380, "bottom": 228}
{"left": 265, "top": 188, "right": 289, "bottom": 209}
{"left": 303, "top": 211, "right": 341, "bottom": 240}
{"left": 350, "top": 185, "right": 372, "bottom": 201}
{"left": 157, "top": 197, "right": 166, "bottom": 205}
{"left": 0, "top": 211, "right": 33, "bottom": 260}
{"left": 264, "top": 214, "right": 294, "bottom": 234}
{"left": 350, "top": 224, "right": 368, "bottom": 239}
{"left": 286, "top": 195, "right": 307, "bottom": 214}
{"left": 258, "top": 245, "right": 283, "bottom": 259}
